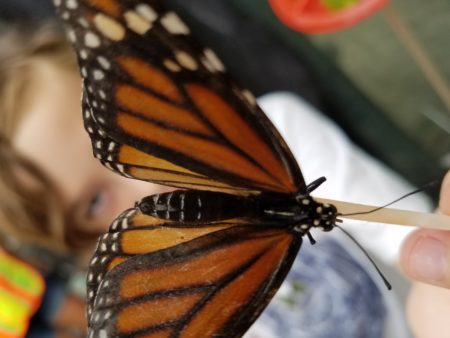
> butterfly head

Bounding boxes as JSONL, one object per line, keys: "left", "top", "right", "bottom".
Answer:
{"left": 313, "top": 202, "right": 338, "bottom": 232}
{"left": 294, "top": 196, "right": 338, "bottom": 233}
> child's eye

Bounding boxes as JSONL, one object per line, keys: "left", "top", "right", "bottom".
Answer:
{"left": 86, "top": 191, "right": 106, "bottom": 219}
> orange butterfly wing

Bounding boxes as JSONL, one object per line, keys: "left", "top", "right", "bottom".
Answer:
{"left": 87, "top": 209, "right": 301, "bottom": 338}
{"left": 58, "top": 0, "right": 305, "bottom": 195}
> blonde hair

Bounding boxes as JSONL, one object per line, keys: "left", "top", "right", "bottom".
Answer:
{"left": 0, "top": 22, "right": 93, "bottom": 253}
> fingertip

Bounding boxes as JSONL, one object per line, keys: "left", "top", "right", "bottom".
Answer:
{"left": 399, "top": 229, "right": 420, "bottom": 276}
{"left": 400, "top": 229, "right": 450, "bottom": 287}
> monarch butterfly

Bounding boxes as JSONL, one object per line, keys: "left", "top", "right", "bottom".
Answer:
{"left": 54, "top": 1, "right": 342, "bottom": 337}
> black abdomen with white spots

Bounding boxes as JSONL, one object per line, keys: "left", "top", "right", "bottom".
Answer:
{"left": 137, "top": 190, "right": 338, "bottom": 232}
{"left": 138, "top": 190, "right": 251, "bottom": 223}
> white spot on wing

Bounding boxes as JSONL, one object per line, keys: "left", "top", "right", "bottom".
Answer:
{"left": 163, "top": 59, "right": 181, "bottom": 72}
{"left": 175, "top": 51, "right": 198, "bottom": 71}
{"left": 161, "top": 12, "right": 190, "bottom": 35}
{"left": 116, "top": 164, "right": 125, "bottom": 173}
{"left": 124, "top": 10, "right": 152, "bottom": 35}
{"left": 78, "top": 17, "right": 89, "bottom": 28}
{"left": 97, "top": 56, "right": 111, "bottom": 70}
{"left": 93, "top": 69, "right": 105, "bottom": 80}
{"left": 203, "top": 48, "right": 225, "bottom": 72}
{"left": 79, "top": 49, "right": 88, "bottom": 60}
{"left": 241, "top": 89, "right": 257, "bottom": 106}
{"left": 84, "top": 32, "right": 101, "bottom": 48}
{"left": 94, "top": 14, "right": 126, "bottom": 41}
{"left": 67, "top": 29, "right": 76, "bottom": 43}
{"left": 111, "top": 220, "right": 119, "bottom": 230}
{"left": 120, "top": 218, "right": 128, "bottom": 229}
{"left": 135, "top": 4, "right": 158, "bottom": 22}
{"left": 66, "top": 0, "right": 78, "bottom": 9}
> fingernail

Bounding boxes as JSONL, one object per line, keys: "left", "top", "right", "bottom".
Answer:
{"left": 409, "top": 236, "right": 448, "bottom": 283}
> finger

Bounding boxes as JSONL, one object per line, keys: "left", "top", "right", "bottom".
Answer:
{"left": 400, "top": 229, "right": 450, "bottom": 287}
{"left": 406, "top": 282, "right": 450, "bottom": 338}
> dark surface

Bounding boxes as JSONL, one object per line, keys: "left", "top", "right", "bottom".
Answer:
{"left": 0, "top": 0, "right": 54, "bottom": 23}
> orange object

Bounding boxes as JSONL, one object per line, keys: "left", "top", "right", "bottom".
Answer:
{"left": 269, "top": 0, "right": 389, "bottom": 34}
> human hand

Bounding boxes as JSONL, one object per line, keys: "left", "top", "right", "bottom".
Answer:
{"left": 399, "top": 171, "right": 450, "bottom": 338}
{"left": 400, "top": 171, "right": 450, "bottom": 286}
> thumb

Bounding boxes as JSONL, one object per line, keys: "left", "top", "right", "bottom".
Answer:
{"left": 399, "top": 172, "right": 450, "bottom": 287}
{"left": 400, "top": 229, "right": 450, "bottom": 287}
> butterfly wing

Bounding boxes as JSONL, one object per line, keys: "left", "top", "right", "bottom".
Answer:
{"left": 87, "top": 209, "right": 301, "bottom": 338}
{"left": 55, "top": 0, "right": 305, "bottom": 195}
{"left": 82, "top": 95, "right": 253, "bottom": 195}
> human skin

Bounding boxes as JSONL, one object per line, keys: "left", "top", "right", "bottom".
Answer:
{"left": 12, "top": 61, "right": 172, "bottom": 236}
{"left": 399, "top": 171, "right": 450, "bottom": 338}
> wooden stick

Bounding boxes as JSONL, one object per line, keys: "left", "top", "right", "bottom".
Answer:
{"left": 316, "top": 198, "right": 450, "bottom": 230}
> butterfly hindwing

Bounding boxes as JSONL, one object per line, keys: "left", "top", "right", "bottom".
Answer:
{"left": 87, "top": 209, "right": 302, "bottom": 338}
{"left": 86, "top": 207, "right": 246, "bottom": 321}
{"left": 56, "top": 0, "right": 306, "bottom": 195}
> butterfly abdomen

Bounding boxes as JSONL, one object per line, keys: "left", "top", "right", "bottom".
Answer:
{"left": 138, "top": 190, "right": 252, "bottom": 222}
{"left": 138, "top": 190, "right": 338, "bottom": 232}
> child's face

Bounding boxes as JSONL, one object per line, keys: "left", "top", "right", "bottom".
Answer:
{"left": 12, "top": 62, "right": 172, "bottom": 235}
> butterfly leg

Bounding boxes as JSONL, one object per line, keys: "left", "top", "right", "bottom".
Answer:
{"left": 306, "top": 232, "right": 317, "bottom": 245}
{"left": 306, "top": 176, "right": 327, "bottom": 193}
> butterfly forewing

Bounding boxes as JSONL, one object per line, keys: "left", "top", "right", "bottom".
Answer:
{"left": 56, "top": 0, "right": 305, "bottom": 195}
{"left": 88, "top": 210, "right": 301, "bottom": 338}
{"left": 83, "top": 94, "right": 255, "bottom": 194}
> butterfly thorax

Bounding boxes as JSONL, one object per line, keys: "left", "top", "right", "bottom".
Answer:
{"left": 137, "top": 190, "right": 337, "bottom": 233}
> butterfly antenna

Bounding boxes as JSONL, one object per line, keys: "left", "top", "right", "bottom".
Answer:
{"left": 340, "top": 180, "right": 439, "bottom": 217}
{"left": 335, "top": 224, "right": 392, "bottom": 290}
